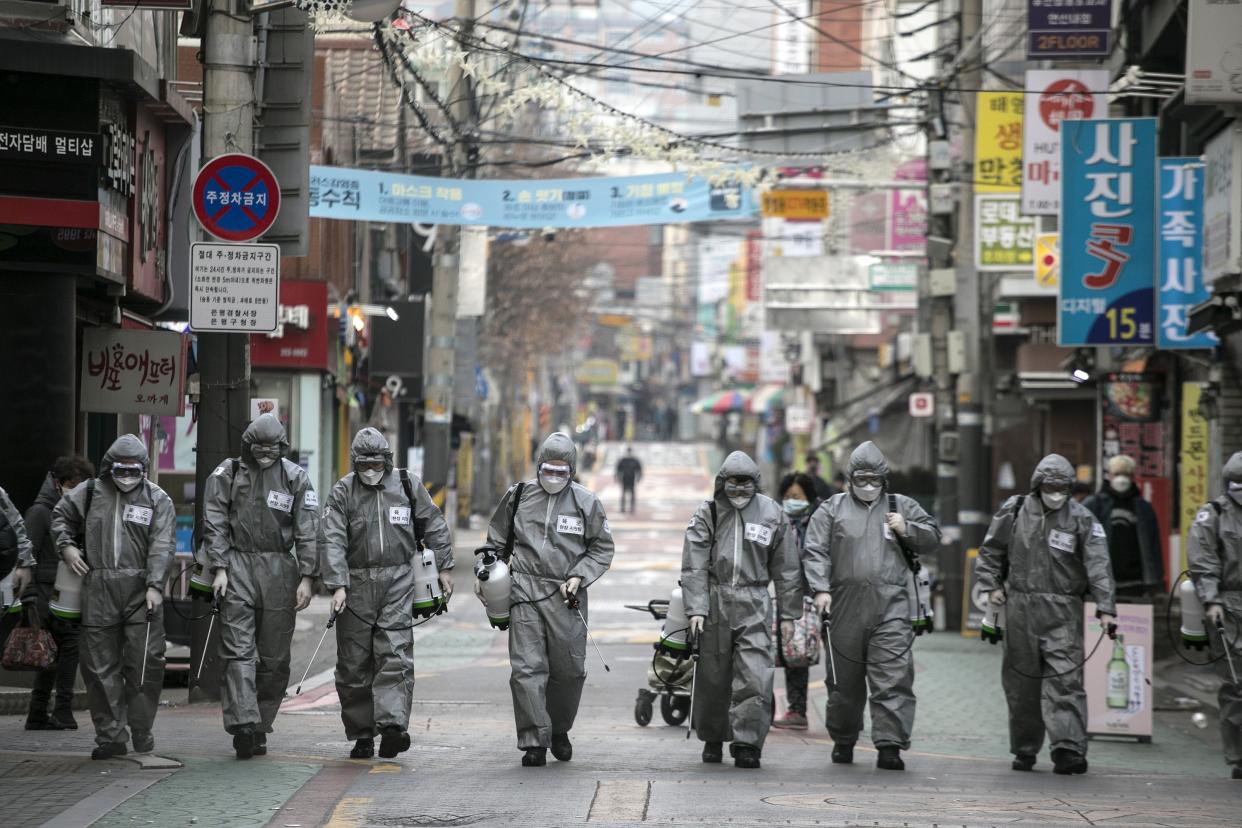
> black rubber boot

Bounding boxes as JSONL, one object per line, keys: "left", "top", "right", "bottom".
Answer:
{"left": 733, "top": 744, "right": 761, "bottom": 769}
{"left": 24, "top": 715, "right": 53, "bottom": 731}
{"left": 522, "top": 747, "right": 547, "bottom": 767}
{"left": 1232, "top": 764, "right": 1242, "bottom": 780}
{"left": 831, "top": 742, "right": 854, "bottom": 764}
{"left": 1051, "top": 748, "right": 1088, "bottom": 775}
{"left": 701, "top": 741, "right": 723, "bottom": 764}
{"left": 91, "top": 743, "right": 127, "bottom": 760}
{"left": 551, "top": 733, "right": 573, "bottom": 762}
{"left": 876, "top": 746, "right": 905, "bottom": 771}
{"left": 132, "top": 731, "right": 154, "bottom": 754}
{"left": 378, "top": 727, "right": 411, "bottom": 759}
{"left": 50, "top": 708, "right": 78, "bottom": 730}
{"left": 233, "top": 727, "right": 255, "bottom": 760}
{"left": 350, "top": 738, "right": 374, "bottom": 759}
{"left": 253, "top": 732, "right": 267, "bottom": 756}
{"left": 1012, "top": 753, "right": 1036, "bottom": 771}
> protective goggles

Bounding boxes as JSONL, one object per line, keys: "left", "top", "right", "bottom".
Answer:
{"left": 724, "top": 478, "right": 756, "bottom": 497}
{"left": 1229, "top": 481, "right": 1242, "bottom": 492}
{"left": 251, "top": 444, "right": 281, "bottom": 460}
{"left": 1040, "top": 481, "right": 1071, "bottom": 496}
{"left": 539, "top": 462, "right": 571, "bottom": 480}
{"left": 850, "top": 473, "right": 884, "bottom": 488}
{"left": 111, "top": 462, "right": 145, "bottom": 481}
{"left": 354, "top": 457, "right": 387, "bottom": 474}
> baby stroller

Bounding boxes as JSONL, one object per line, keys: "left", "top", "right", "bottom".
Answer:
{"left": 627, "top": 598, "right": 695, "bottom": 727}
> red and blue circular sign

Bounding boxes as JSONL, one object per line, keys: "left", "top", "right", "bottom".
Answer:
{"left": 192, "top": 153, "right": 281, "bottom": 242}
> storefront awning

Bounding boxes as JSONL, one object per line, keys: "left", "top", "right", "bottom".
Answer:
{"left": 746, "top": 384, "right": 785, "bottom": 413}
{"left": 690, "top": 388, "right": 750, "bottom": 414}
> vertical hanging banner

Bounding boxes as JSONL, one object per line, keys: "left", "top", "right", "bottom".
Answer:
{"left": 1158, "top": 159, "right": 1218, "bottom": 349}
{"left": 975, "top": 92, "right": 1025, "bottom": 193}
{"left": 1179, "top": 382, "right": 1210, "bottom": 547}
{"left": 1059, "top": 119, "right": 1158, "bottom": 346}
{"left": 1022, "top": 70, "right": 1110, "bottom": 215}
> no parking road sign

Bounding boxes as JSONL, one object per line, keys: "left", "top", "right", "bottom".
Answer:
{"left": 193, "top": 153, "right": 281, "bottom": 242}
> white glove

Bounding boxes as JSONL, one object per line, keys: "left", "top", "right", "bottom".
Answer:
{"left": 438, "top": 571, "right": 454, "bottom": 600}
{"left": 11, "top": 566, "right": 33, "bottom": 597}
{"left": 688, "top": 615, "right": 705, "bottom": 636}
{"left": 886, "top": 511, "right": 908, "bottom": 537}
{"left": 62, "top": 545, "right": 89, "bottom": 577}
{"left": 989, "top": 589, "right": 1006, "bottom": 606}
{"left": 813, "top": 592, "right": 832, "bottom": 615}
{"left": 295, "top": 576, "right": 314, "bottom": 611}
{"left": 331, "top": 587, "right": 347, "bottom": 614}
{"left": 1206, "top": 604, "right": 1225, "bottom": 626}
{"left": 145, "top": 587, "right": 163, "bottom": 612}
{"left": 212, "top": 569, "right": 228, "bottom": 600}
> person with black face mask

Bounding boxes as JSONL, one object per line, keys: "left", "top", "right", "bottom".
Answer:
{"left": 484, "top": 433, "right": 614, "bottom": 767}
{"left": 1082, "top": 454, "right": 1163, "bottom": 599}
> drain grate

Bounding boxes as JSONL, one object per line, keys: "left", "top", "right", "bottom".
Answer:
{"left": 366, "top": 814, "right": 497, "bottom": 827}
{"left": 0, "top": 758, "right": 90, "bottom": 778}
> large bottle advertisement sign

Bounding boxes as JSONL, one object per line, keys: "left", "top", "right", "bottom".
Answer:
{"left": 1084, "top": 602, "right": 1153, "bottom": 740}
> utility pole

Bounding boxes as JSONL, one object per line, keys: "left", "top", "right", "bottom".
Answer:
{"left": 190, "top": 0, "right": 256, "bottom": 702}
{"left": 954, "top": 0, "right": 990, "bottom": 583}
{"left": 422, "top": 0, "right": 477, "bottom": 509}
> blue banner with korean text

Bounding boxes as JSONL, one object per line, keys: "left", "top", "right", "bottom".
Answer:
{"left": 307, "top": 166, "right": 756, "bottom": 228}
{"left": 1059, "top": 118, "right": 1157, "bottom": 346}
{"left": 1157, "top": 158, "right": 1217, "bottom": 350}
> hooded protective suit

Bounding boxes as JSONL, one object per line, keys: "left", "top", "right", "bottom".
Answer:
{"left": 1187, "top": 451, "right": 1242, "bottom": 766}
{"left": 485, "top": 433, "right": 615, "bottom": 750}
{"left": 320, "top": 428, "right": 453, "bottom": 741}
{"left": 681, "top": 451, "right": 801, "bottom": 751}
{"left": 803, "top": 442, "right": 940, "bottom": 751}
{"left": 0, "top": 485, "right": 34, "bottom": 572}
{"left": 976, "top": 454, "right": 1116, "bottom": 758}
{"left": 51, "top": 435, "right": 175, "bottom": 749}
{"left": 202, "top": 415, "right": 319, "bottom": 736}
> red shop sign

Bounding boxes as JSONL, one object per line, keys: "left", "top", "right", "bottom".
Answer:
{"left": 250, "top": 280, "right": 328, "bottom": 370}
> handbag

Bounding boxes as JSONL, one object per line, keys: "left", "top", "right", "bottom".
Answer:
{"left": 776, "top": 597, "right": 822, "bottom": 668}
{"left": 2, "top": 603, "right": 58, "bottom": 671}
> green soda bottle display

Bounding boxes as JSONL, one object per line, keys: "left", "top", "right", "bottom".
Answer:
{"left": 1106, "top": 634, "right": 1130, "bottom": 710}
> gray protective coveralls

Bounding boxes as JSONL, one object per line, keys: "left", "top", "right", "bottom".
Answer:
{"left": 1186, "top": 451, "right": 1242, "bottom": 766}
{"left": 320, "top": 428, "right": 453, "bottom": 740}
{"left": 803, "top": 442, "right": 940, "bottom": 750}
{"left": 51, "top": 435, "right": 175, "bottom": 748}
{"left": 976, "top": 454, "right": 1116, "bottom": 758}
{"left": 202, "top": 415, "right": 319, "bottom": 735}
{"left": 681, "top": 452, "right": 801, "bottom": 750}
{"left": 1, "top": 485, "right": 34, "bottom": 569}
{"left": 485, "top": 433, "right": 615, "bottom": 750}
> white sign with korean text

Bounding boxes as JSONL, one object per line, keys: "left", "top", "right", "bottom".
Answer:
{"left": 1022, "top": 70, "right": 1109, "bottom": 215}
{"left": 1185, "top": 0, "right": 1242, "bottom": 105}
{"left": 1204, "top": 124, "right": 1242, "bottom": 284}
{"left": 190, "top": 242, "right": 280, "bottom": 332}
{"left": 80, "top": 328, "right": 187, "bottom": 416}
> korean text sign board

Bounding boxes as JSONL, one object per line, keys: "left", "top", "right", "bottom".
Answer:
{"left": 760, "top": 190, "right": 829, "bottom": 220}
{"left": 250, "top": 279, "right": 329, "bottom": 370}
{"left": 309, "top": 165, "right": 755, "bottom": 228}
{"left": 1027, "top": 0, "right": 1112, "bottom": 59}
{"left": 1203, "top": 124, "right": 1242, "bottom": 284}
{"left": 1022, "top": 70, "right": 1109, "bottom": 215}
{"left": 0, "top": 127, "right": 101, "bottom": 164}
{"left": 1100, "top": 373, "right": 1165, "bottom": 478}
{"left": 1158, "top": 159, "right": 1217, "bottom": 349}
{"left": 1084, "top": 602, "right": 1153, "bottom": 739}
{"left": 976, "top": 195, "right": 1036, "bottom": 271}
{"left": 1180, "top": 383, "right": 1210, "bottom": 540}
{"left": 1185, "top": 0, "right": 1242, "bottom": 105}
{"left": 189, "top": 242, "right": 280, "bottom": 333}
{"left": 975, "top": 92, "right": 1024, "bottom": 193}
{"left": 1059, "top": 119, "right": 1157, "bottom": 346}
{"left": 193, "top": 154, "right": 281, "bottom": 243}
{"left": 80, "top": 328, "right": 187, "bottom": 416}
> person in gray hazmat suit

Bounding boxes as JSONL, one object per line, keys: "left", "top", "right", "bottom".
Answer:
{"left": 682, "top": 451, "right": 801, "bottom": 769}
{"left": 51, "top": 435, "right": 175, "bottom": 759}
{"left": 976, "top": 453, "right": 1116, "bottom": 775}
{"left": 1186, "top": 450, "right": 1242, "bottom": 779}
{"left": 803, "top": 441, "right": 940, "bottom": 771}
{"left": 320, "top": 427, "right": 454, "bottom": 760}
{"left": 484, "top": 432, "right": 615, "bottom": 767}
{"left": 202, "top": 414, "right": 320, "bottom": 759}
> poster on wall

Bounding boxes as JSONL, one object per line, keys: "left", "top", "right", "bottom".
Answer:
{"left": 1084, "top": 602, "right": 1153, "bottom": 740}
{"left": 1099, "top": 373, "right": 1165, "bottom": 478}
{"left": 975, "top": 92, "right": 1025, "bottom": 193}
{"left": 1185, "top": 0, "right": 1242, "bottom": 105}
{"left": 1022, "top": 69, "right": 1109, "bottom": 215}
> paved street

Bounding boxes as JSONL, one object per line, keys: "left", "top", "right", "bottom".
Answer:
{"left": 1, "top": 443, "right": 1237, "bottom": 827}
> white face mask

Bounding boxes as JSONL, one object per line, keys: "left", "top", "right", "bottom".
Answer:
{"left": 1041, "top": 491, "right": 1068, "bottom": 510}
{"left": 540, "top": 474, "right": 569, "bottom": 495}
{"left": 359, "top": 469, "right": 384, "bottom": 486}
{"left": 114, "top": 477, "right": 141, "bottom": 493}
{"left": 1110, "top": 475, "right": 1131, "bottom": 493}
{"left": 256, "top": 456, "right": 277, "bottom": 469}
{"left": 729, "top": 495, "right": 752, "bottom": 510}
{"left": 853, "top": 484, "right": 881, "bottom": 502}
{"left": 1230, "top": 483, "right": 1242, "bottom": 505}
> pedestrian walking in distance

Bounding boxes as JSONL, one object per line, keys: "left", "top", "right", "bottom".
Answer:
{"left": 202, "top": 414, "right": 320, "bottom": 759}
{"left": 51, "top": 435, "right": 175, "bottom": 760}
{"left": 615, "top": 446, "right": 643, "bottom": 514}
{"left": 485, "top": 432, "right": 614, "bottom": 767}
{"left": 683, "top": 451, "right": 801, "bottom": 769}
{"left": 320, "top": 427, "right": 454, "bottom": 760}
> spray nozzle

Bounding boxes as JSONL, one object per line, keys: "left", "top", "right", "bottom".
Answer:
{"left": 146, "top": 608, "right": 155, "bottom": 623}
{"left": 327, "top": 607, "right": 339, "bottom": 629}
{"left": 211, "top": 595, "right": 222, "bottom": 614}
{"left": 566, "top": 592, "right": 580, "bottom": 611}
{"left": 1106, "top": 622, "right": 1119, "bottom": 640}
